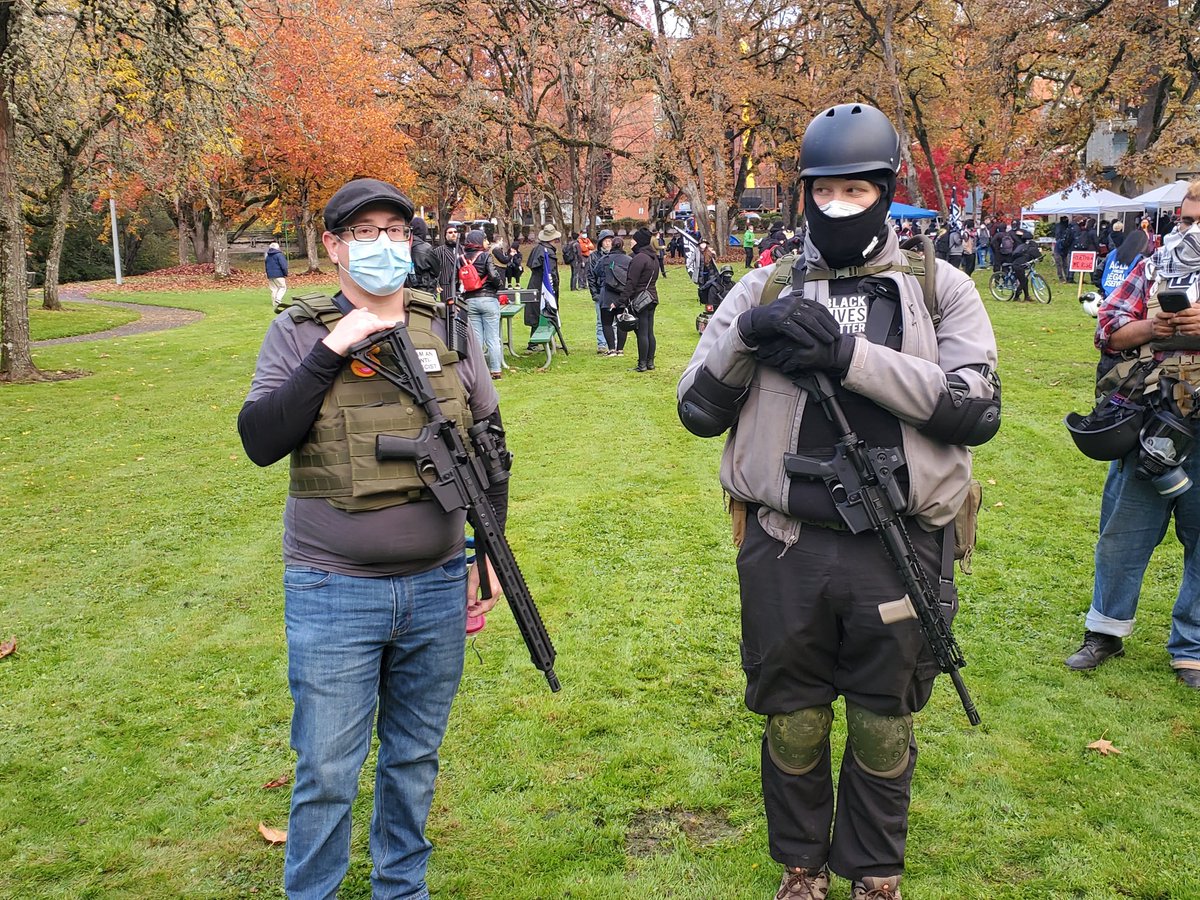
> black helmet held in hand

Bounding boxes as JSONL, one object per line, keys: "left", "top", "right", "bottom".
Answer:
{"left": 799, "top": 103, "right": 901, "bottom": 179}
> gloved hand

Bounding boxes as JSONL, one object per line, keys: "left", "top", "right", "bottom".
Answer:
{"left": 755, "top": 332, "right": 854, "bottom": 378}
{"left": 737, "top": 292, "right": 841, "bottom": 347}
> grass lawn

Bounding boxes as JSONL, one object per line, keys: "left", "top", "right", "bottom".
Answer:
{"left": 28, "top": 297, "right": 141, "bottom": 341}
{"left": 1, "top": 260, "right": 1197, "bottom": 899}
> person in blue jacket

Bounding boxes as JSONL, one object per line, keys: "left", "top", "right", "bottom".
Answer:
{"left": 265, "top": 241, "right": 290, "bottom": 312}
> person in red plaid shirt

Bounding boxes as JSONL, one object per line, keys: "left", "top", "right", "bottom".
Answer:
{"left": 1066, "top": 179, "right": 1200, "bottom": 690}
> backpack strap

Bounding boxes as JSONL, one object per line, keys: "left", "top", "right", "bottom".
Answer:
{"left": 899, "top": 235, "right": 940, "bottom": 327}
{"left": 757, "top": 242, "right": 941, "bottom": 328}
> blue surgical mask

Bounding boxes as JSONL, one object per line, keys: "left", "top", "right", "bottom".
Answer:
{"left": 341, "top": 234, "right": 412, "bottom": 296}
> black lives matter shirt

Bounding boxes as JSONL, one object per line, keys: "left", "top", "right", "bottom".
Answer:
{"left": 786, "top": 276, "right": 908, "bottom": 524}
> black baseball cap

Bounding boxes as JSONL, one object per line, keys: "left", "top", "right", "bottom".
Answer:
{"left": 323, "top": 178, "right": 415, "bottom": 232}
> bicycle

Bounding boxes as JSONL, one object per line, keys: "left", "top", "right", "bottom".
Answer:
{"left": 989, "top": 261, "right": 1051, "bottom": 303}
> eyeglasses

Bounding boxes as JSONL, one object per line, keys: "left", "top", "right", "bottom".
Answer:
{"left": 335, "top": 224, "right": 412, "bottom": 242}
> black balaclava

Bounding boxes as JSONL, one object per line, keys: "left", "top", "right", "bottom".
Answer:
{"left": 803, "top": 169, "right": 896, "bottom": 269}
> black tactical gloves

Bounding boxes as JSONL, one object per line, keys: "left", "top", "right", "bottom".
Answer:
{"left": 755, "top": 332, "right": 854, "bottom": 377}
{"left": 737, "top": 293, "right": 840, "bottom": 347}
{"left": 740, "top": 292, "right": 853, "bottom": 377}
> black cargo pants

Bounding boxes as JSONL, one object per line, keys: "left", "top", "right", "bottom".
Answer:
{"left": 736, "top": 511, "right": 953, "bottom": 880}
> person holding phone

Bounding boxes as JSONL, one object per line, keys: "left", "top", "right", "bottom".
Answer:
{"left": 1066, "top": 178, "right": 1200, "bottom": 690}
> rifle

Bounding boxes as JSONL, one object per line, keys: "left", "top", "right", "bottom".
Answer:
{"left": 763, "top": 257, "right": 978, "bottom": 724}
{"left": 345, "top": 324, "right": 560, "bottom": 693}
{"left": 783, "top": 370, "right": 979, "bottom": 725}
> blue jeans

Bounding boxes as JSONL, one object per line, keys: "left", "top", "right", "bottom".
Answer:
{"left": 283, "top": 556, "right": 468, "bottom": 900}
{"left": 1087, "top": 452, "right": 1200, "bottom": 665}
{"left": 467, "top": 295, "right": 503, "bottom": 374}
{"left": 977, "top": 246, "right": 990, "bottom": 267}
{"left": 593, "top": 299, "right": 605, "bottom": 349}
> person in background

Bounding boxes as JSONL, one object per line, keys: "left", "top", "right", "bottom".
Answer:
{"left": 976, "top": 218, "right": 991, "bottom": 268}
{"left": 460, "top": 229, "right": 506, "bottom": 380}
{"left": 1109, "top": 220, "right": 1126, "bottom": 250}
{"left": 623, "top": 228, "right": 660, "bottom": 372}
{"left": 436, "top": 224, "right": 459, "bottom": 303}
{"left": 265, "top": 241, "right": 289, "bottom": 313}
{"left": 652, "top": 230, "right": 668, "bottom": 279}
{"left": 1009, "top": 228, "right": 1042, "bottom": 302}
{"left": 961, "top": 225, "right": 976, "bottom": 276}
{"left": 407, "top": 217, "right": 441, "bottom": 295}
{"left": 744, "top": 224, "right": 757, "bottom": 269}
{"left": 598, "top": 235, "right": 631, "bottom": 356}
{"left": 587, "top": 229, "right": 616, "bottom": 353}
{"left": 504, "top": 242, "right": 523, "bottom": 288}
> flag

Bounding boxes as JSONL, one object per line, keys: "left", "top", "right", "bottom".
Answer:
{"left": 674, "top": 226, "right": 701, "bottom": 284}
{"left": 949, "top": 186, "right": 962, "bottom": 233}
{"left": 540, "top": 248, "right": 558, "bottom": 317}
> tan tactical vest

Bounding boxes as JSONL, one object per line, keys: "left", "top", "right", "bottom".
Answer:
{"left": 287, "top": 291, "right": 474, "bottom": 511}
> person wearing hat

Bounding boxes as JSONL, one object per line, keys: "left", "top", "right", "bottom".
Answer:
{"left": 460, "top": 228, "right": 506, "bottom": 378}
{"left": 677, "top": 104, "right": 999, "bottom": 899}
{"left": 265, "top": 241, "right": 289, "bottom": 312}
{"left": 526, "top": 223, "right": 561, "bottom": 345}
{"left": 623, "top": 228, "right": 661, "bottom": 371}
{"left": 587, "top": 229, "right": 617, "bottom": 352}
{"left": 238, "top": 177, "right": 511, "bottom": 900}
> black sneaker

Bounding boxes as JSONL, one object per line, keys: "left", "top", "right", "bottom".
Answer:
{"left": 1065, "top": 631, "right": 1125, "bottom": 671}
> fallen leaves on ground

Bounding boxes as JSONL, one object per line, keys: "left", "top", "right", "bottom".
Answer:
{"left": 262, "top": 773, "right": 291, "bottom": 790}
{"left": 1087, "top": 738, "right": 1121, "bottom": 756}
{"left": 0, "top": 637, "right": 16, "bottom": 658}
{"left": 258, "top": 822, "right": 288, "bottom": 844}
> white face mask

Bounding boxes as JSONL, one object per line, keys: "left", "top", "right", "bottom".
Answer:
{"left": 819, "top": 199, "right": 868, "bottom": 219}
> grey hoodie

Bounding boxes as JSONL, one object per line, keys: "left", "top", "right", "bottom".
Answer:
{"left": 678, "top": 229, "right": 998, "bottom": 542}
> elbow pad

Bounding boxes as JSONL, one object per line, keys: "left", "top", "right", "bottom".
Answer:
{"left": 920, "top": 370, "right": 1002, "bottom": 446}
{"left": 679, "top": 367, "right": 749, "bottom": 438}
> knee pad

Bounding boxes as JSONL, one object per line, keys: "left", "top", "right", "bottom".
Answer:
{"left": 766, "top": 705, "right": 833, "bottom": 775}
{"left": 845, "top": 702, "right": 912, "bottom": 779}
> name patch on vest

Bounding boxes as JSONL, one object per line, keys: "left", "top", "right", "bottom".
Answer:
{"left": 416, "top": 348, "right": 442, "bottom": 373}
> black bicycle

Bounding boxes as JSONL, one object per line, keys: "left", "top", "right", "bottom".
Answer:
{"left": 989, "top": 261, "right": 1051, "bottom": 303}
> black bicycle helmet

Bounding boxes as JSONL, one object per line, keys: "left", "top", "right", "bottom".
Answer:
{"left": 799, "top": 104, "right": 901, "bottom": 179}
{"left": 1064, "top": 406, "right": 1144, "bottom": 461}
{"left": 616, "top": 310, "right": 638, "bottom": 333}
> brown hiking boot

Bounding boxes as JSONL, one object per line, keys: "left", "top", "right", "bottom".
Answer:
{"left": 851, "top": 875, "right": 902, "bottom": 899}
{"left": 775, "top": 865, "right": 830, "bottom": 900}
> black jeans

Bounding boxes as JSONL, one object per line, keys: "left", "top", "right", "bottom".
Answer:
{"left": 635, "top": 303, "right": 657, "bottom": 365}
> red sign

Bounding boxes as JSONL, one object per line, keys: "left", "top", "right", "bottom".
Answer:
{"left": 1069, "top": 251, "right": 1097, "bottom": 273}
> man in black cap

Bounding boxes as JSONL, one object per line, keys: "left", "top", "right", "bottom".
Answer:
{"left": 238, "top": 177, "right": 511, "bottom": 900}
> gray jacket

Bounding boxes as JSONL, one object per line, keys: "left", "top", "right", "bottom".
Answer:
{"left": 678, "top": 229, "right": 998, "bottom": 542}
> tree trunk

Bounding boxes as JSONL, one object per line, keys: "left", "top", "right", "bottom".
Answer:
{"left": 301, "top": 204, "right": 321, "bottom": 272}
{"left": 175, "top": 198, "right": 193, "bottom": 265}
{"left": 206, "top": 186, "right": 230, "bottom": 278}
{"left": 0, "top": 4, "right": 39, "bottom": 381}
{"left": 42, "top": 187, "right": 71, "bottom": 310}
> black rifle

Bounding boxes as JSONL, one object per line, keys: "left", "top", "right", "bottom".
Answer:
{"left": 346, "top": 325, "right": 560, "bottom": 692}
{"left": 783, "top": 370, "right": 979, "bottom": 725}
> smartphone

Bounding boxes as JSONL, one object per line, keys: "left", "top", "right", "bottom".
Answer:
{"left": 1158, "top": 291, "right": 1191, "bottom": 313}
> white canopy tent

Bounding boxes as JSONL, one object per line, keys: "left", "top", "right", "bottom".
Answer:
{"left": 1021, "top": 181, "right": 1143, "bottom": 218}
{"left": 1131, "top": 180, "right": 1190, "bottom": 210}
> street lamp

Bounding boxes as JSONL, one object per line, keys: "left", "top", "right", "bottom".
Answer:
{"left": 989, "top": 167, "right": 1001, "bottom": 222}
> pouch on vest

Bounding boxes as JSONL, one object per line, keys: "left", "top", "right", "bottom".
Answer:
{"left": 953, "top": 479, "right": 982, "bottom": 573}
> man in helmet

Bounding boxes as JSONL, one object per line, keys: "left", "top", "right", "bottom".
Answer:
{"left": 677, "top": 103, "right": 999, "bottom": 900}
{"left": 1065, "top": 179, "right": 1200, "bottom": 689}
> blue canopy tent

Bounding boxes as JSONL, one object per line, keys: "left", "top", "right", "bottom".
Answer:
{"left": 888, "top": 201, "right": 938, "bottom": 219}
